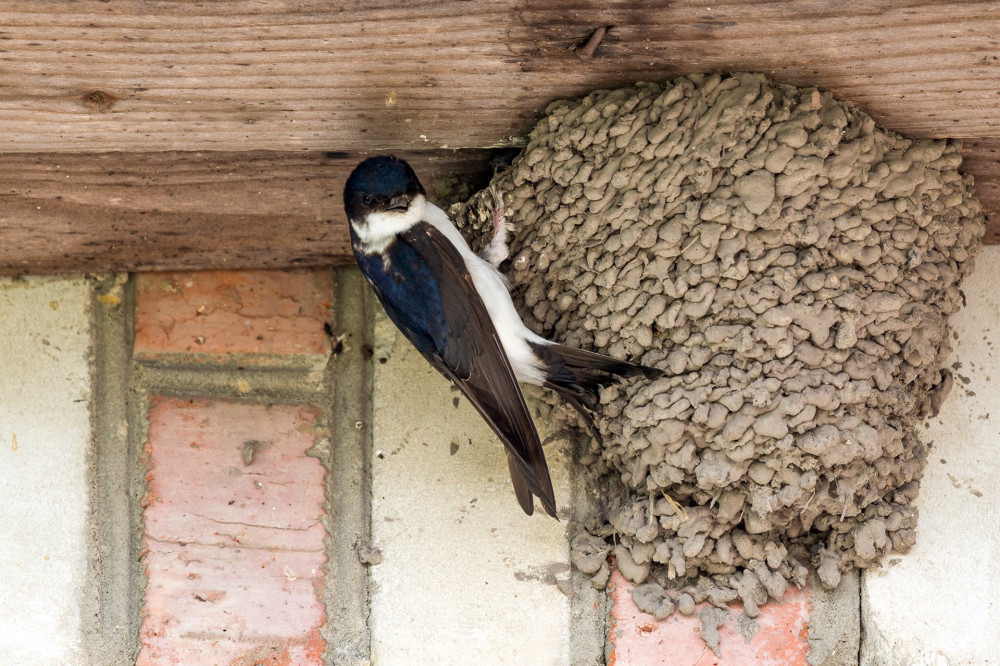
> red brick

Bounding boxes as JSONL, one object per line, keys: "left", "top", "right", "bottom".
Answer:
{"left": 134, "top": 270, "right": 333, "bottom": 356}
{"left": 608, "top": 571, "right": 810, "bottom": 665}
{"left": 138, "top": 398, "right": 328, "bottom": 665}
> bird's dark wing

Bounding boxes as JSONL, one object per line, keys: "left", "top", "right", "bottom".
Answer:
{"left": 366, "top": 221, "right": 556, "bottom": 517}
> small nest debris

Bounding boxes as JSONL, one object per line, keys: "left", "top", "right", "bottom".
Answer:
{"left": 453, "top": 72, "right": 985, "bottom": 617}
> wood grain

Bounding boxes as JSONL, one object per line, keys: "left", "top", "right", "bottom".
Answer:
{"left": 1, "top": 144, "right": 996, "bottom": 276}
{"left": 0, "top": 1, "right": 997, "bottom": 153}
{"left": 963, "top": 140, "right": 1000, "bottom": 244}
{"left": 0, "top": 150, "right": 491, "bottom": 275}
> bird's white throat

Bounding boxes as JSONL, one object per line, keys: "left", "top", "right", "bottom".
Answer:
{"left": 352, "top": 194, "right": 428, "bottom": 253}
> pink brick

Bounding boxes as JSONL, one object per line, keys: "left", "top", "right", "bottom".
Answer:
{"left": 138, "top": 398, "right": 327, "bottom": 665}
{"left": 134, "top": 270, "right": 333, "bottom": 356}
{"left": 608, "top": 571, "right": 810, "bottom": 665}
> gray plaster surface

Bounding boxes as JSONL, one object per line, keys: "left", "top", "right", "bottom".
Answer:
{"left": 808, "top": 571, "right": 860, "bottom": 666}
{"left": 861, "top": 246, "right": 1000, "bottom": 665}
{"left": 0, "top": 277, "right": 92, "bottom": 665}
{"left": 369, "top": 306, "right": 582, "bottom": 665}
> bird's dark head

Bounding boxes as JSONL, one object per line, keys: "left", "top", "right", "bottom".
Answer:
{"left": 343, "top": 155, "right": 426, "bottom": 225}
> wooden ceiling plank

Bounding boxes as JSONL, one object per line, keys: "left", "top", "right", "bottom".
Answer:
{"left": 1, "top": 142, "right": 997, "bottom": 276}
{"left": 0, "top": 150, "right": 493, "bottom": 275}
{"left": 0, "top": 1, "right": 997, "bottom": 152}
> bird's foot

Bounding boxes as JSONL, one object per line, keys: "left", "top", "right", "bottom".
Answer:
{"left": 478, "top": 184, "right": 510, "bottom": 268}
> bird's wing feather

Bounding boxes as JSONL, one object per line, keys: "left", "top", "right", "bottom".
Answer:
{"left": 380, "top": 221, "right": 556, "bottom": 517}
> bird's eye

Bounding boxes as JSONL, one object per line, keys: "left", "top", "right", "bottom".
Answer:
{"left": 362, "top": 194, "right": 374, "bottom": 206}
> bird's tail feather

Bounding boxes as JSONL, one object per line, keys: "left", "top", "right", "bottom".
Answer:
{"left": 534, "top": 342, "right": 661, "bottom": 398}
{"left": 531, "top": 341, "right": 664, "bottom": 440}
{"left": 507, "top": 454, "right": 557, "bottom": 517}
{"left": 543, "top": 343, "right": 662, "bottom": 380}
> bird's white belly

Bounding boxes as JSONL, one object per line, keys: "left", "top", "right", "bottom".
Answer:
{"left": 466, "top": 260, "right": 549, "bottom": 385}
{"left": 423, "top": 203, "right": 548, "bottom": 385}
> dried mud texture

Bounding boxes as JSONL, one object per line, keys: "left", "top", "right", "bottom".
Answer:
{"left": 452, "top": 73, "right": 984, "bottom": 613}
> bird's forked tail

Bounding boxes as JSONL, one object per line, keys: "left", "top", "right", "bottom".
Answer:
{"left": 529, "top": 342, "right": 663, "bottom": 442}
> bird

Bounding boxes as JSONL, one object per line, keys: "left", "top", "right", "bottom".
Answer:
{"left": 344, "top": 155, "right": 661, "bottom": 517}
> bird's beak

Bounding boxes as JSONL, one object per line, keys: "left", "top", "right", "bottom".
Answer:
{"left": 387, "top": 194, "right": 410, "bottom": 212}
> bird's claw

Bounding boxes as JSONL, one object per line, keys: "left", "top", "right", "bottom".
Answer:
{"left": 479, "top": 185, "right": 510, "bottom": 268}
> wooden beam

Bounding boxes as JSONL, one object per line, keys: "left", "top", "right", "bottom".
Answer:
{"left": 0, "top": 1, "right": 997, "bottom": 153}
{"left": 0, "top": 150, "right": 492, "bottom": 275}
{"left": 1, "top": 144, "right": 996, "bottom": 276}
{"left": 963, "top": 139, "right": 1000, "bottom": 244}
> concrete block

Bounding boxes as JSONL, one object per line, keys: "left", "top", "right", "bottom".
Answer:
{"left": 0, "top": 277, "right": 92, "bottom": 665}
{"left": 137, "top": 398, "right": 328, "bottom": 664}
{"left": 806, "top": 571, "right": 860, "bottom": 666}
{"left": 369, "top": 311, "right": 575, "bottom": 665}
{"left": 861, "top": 246, "right": 1000, "bottom": 665}
{"left": 134, "top": 270, "right": 333, "bottom": 356}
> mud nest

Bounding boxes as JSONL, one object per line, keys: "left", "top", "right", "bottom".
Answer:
{"left": 453, "top": 72, "right": 984, "bottom": 619}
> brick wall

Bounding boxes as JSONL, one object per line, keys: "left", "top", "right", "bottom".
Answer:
{"left": 2, "top": 254, "right": 999, "bottom": 665}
